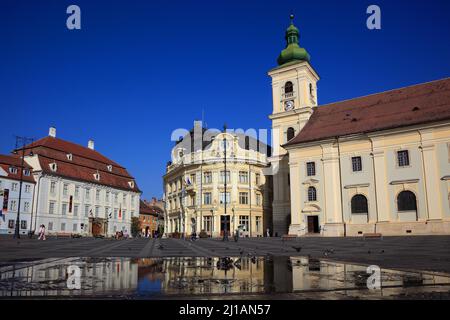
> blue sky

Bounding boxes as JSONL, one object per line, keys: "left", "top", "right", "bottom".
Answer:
{"left": 1, "top": 0, "right": 449, "bottom": 198}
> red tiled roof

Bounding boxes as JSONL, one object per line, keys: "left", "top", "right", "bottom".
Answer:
{"left": 140, "top": 200, "right": 163, "bottom": 216}
{"left": 18, "top": 136, "right": 140, "bottom": 192}
{"left": 284, "top": 78, "right": 450, "bottom": 146}
{"left": 0, "top": 154, "right": 36, "bottom": 183}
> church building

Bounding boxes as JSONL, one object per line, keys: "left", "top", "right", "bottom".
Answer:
{"left": 269, "top": 16, "right": 450, "bottom": 236}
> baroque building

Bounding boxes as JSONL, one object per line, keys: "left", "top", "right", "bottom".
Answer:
{"left": 269, "top": 17, "right": 450, "bottom": 236}
{"left": 18, "top": 127, "right": 141, "bottom": 236}
{"left": 163, "top": 121, "right": 272, "bottom": 238}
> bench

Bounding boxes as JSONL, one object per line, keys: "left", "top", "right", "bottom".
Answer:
{"left": 282, "top": 234, "right": 297, "bottom": 241}
{"left": 363, "top": 233, "right": 383, "bottom": 240}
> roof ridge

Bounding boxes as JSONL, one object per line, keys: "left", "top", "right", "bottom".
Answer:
{"left": 317, "top": 77, "right": 450, "bottom": 110}
{"left": 23, "top": 136, "right": 124, "bottom": 168}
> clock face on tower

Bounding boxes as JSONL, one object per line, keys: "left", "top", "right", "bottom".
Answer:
{"left": 284, "top": 100, "right": 294, "bottom": 111}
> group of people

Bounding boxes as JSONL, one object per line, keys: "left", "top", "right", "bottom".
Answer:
{"left": 114, "top": 230, "right": 129, "bottom": 240}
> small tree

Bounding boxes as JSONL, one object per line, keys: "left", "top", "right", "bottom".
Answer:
{"left": 131, "top": 217, "right": 141, "bottom": 237}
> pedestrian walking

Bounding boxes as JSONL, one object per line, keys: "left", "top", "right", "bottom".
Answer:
{"left": 38, "top": 224, "right": 46, "bottom": 240}
{"left": 266, "top": 228, "right": 270, "bottom": 237}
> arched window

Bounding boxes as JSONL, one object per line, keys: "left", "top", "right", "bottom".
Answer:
{"left": 351, "top": 194, "right": 368, "bottom": 214}
{"left": 284, "top": 81, "right": 293, "bottom": 94}
{"left": 287, "top": 127, "right": 295, "bottom": 141}
{"left": 308, "top": 186, "right": 317, "bottom": 202}
{"left": 397, "top": 191, "right": 417, "bottom": 211}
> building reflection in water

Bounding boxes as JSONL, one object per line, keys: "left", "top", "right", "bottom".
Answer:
{"left": 0, "top": 256, "right": 449, "bottom": 298}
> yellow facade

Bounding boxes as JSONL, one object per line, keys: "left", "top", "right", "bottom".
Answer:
{"left": 163, "top": 124, "right": 272, "bottom": 238}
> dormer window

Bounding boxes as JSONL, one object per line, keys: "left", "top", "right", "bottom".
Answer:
{"left": 49, "top": 162, "right": 57, "bottom": 172}
{"left": 107, "top": 165, "right": 113, "bottom": 172}
{"left": 23, "top": 169, "right": 30, "bottom": 176}
{"left": 66, "top": 153, "right": 73, "bottom": 161}
{"left": 128, "top": 181, "right": 135, "bottom": 189}
{"left": 94, "top": 172, "right": 100, "bottom": 181}
{"left": 9, "top": 166, "right": 18, "bottom": 174}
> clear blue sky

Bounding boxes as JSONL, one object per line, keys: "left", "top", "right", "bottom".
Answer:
{"left": 1, "top": 0, "right": 449, "bottom": 199}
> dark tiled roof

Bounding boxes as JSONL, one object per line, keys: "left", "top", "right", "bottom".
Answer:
{"left": 284, "top": 78, "right": 450, "bottom": 146}
{"left": 0, "top": 154, "right": 36, "bottom": 183}
{"left": 19, "top": 136, "right": 140, "bottom": 192}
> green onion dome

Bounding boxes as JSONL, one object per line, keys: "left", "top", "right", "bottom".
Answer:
{"left": 277, "top": 15, "right": 310, "bottom": 66}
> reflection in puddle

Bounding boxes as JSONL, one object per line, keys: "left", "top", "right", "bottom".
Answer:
{"left": 0, "top": 256, "right": 449, "bottom": 298}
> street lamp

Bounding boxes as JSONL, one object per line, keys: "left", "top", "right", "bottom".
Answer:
{"left": 222, "top": 124, "right": 228, "bottom": 241}
{"left": 13, "top": 136, "right": 34, "bottom": 239}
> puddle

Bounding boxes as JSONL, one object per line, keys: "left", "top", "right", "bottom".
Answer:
{"left": 0, "top": 256, "right": 449, "bottom": 299}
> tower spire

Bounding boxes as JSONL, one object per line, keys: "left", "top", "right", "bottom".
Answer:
{"left": 277, "top": 14, "right": 310, "bottom": 66}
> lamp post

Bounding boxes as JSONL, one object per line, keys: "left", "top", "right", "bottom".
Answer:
{"left": 13, "top": 136, "right": 34, "bottom": 239}
{"left": 222, "top": 124, "right": 229, "bottom": 241}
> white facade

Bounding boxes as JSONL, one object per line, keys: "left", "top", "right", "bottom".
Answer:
{"left": 0, "top": 174, "right": 35, "bottom": 235}
{"left": 30, "top": 173, "right": 140, "bottom": 236}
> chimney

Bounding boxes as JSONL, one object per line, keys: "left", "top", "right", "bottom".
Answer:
{"left": 49, "top": 127, "right": 56, "bottom": 138}
{"left": 88, "top": 139, "right": 95, "bottom": 150}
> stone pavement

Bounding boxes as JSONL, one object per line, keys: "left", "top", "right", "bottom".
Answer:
{"left": 1, "top": 235, "right": 450, "bottom": 273}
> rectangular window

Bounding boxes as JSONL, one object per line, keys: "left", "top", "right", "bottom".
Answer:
{"left": 397, "top": 150, "right": 410, "bottom": 167}
{"left": 189, "top": 173, "right": 196, "bottom": 185}
{"left": 106, "top": 191, "right": 110, "bottom": 202}
{"left": 220, "top": 170, "right": 230, "bottom": 184}
{"left": 203, "top": 172, "right": 212, "bottom": 184}
{"left": 61, "top": 223, "right": 66, "bottom": 231}
{"left": 114, "top": 193, "right": 118, "bottom": 204}
{"left": 8, "top": 220, "right": 14, "bottom": 229}
{"left": 203, "top": 216, "right": 212, "bottom": 232}
{"left": 190, "top": 195, "right": 196, "bottom": 206}
{"left": 239, "top": 171, "right": 249, "bottom": 184}
{"left": 84, "top": 205, "right": 90, "bottom": 217}
{"left": 256, "top": 216, "right": 261, "bottom": 233}
{"left": 25, "top": 185, "right": 31, "bottom": 193}
{"left": 219, "top": 192, "right": 230, "bottom": 205}
{"left": 48, "top": 222, "right": 53, "bottom": 231}
{"left": 256, "top": 193, "right": 261, "bottom": 206}
{"left": 352, "top": 156, "right": 362, "bottom": 172}
{"left": 74, "top": 205, "right": 79, "bottom": 217}
{"left": 122, "top": 210, "right": 126, "bottom": 221}
{"left": 239, "top": 215, "right": 249, "bottom": 231}
{"left": 24, "top": 202, "right": 30, "bottom": 212}
{"left": 306, "top": 162, "right": 316, "bottom": 176}
{"left": 96, "top": 190, "right": 100, "bottom": 201}
{"left": 203, "top": 192, "right": 212, "bottom": 205}
{"left": 62, "top": 203, "right": 67, "bottom": 216}
{"left": 63, "top": 184, "right": 68, "bottom": 196}
{"left": 131, "top": 195, "right": 135, "bottom": 206}
{"left": 49, "top": 202, "right": 55, "bottom": 214}
{"left": 114, "top": 208, "right": 118, "bottom": 219}
{"left": 255, "top": 173, "right": 260, "bottom": 185}
{"left": 21, "top": 220, "right": 27, "bottom": 229}
{"left": 75, "top": 186, "right": 80, "bottom": 198}
{"left": 11, "top": 183, "right": 18, "bottom": 192}
{"left": 95, "top": 206, "right": 100, "bottom": 217}
{"left": 73, "top": 224, "right": 77, "bottom": 232}
{"left": 85, "top": 188, "right": 90, "bottom": 200}
{"left": 50, "top": 181, "right": 56, "bottom": 194}
{"left": 239, "top": 192, "right": 249, "bottom": 205}
{"left": 9, "top": 200, "right": 17, "bottom": 211}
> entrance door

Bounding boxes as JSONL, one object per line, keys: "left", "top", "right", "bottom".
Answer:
{"left": 220, "top": 215, "right": 230, "bottom": 236}
{"left": 307, "top": 216, "right": 319, "bottom": 233}
{"left": 92, "top": 222, "right": 102, "bottom": 236}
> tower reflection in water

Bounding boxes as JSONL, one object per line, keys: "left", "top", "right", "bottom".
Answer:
{"left": 1, "top": 256, "right": 449, "bottom": 298}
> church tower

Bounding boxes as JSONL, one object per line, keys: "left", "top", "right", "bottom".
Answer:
{"left": 268, "top": 15, "right": 319, "bottom": 236}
